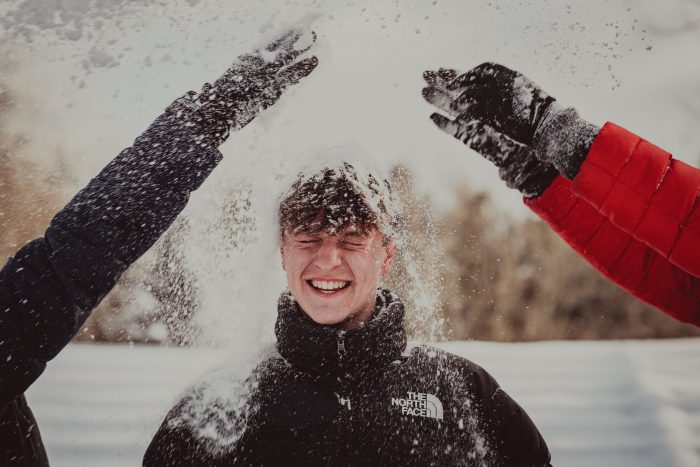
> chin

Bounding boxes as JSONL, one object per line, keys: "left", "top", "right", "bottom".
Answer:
{"left": 303, "top": 308, "right": 349, "bottom": 326}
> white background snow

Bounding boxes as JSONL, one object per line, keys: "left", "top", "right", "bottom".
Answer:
{"left": 2, "top": 0, "right": 700, "bottom": 465}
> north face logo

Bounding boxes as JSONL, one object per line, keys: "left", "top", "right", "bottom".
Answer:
{"left": 391, "top": 391, "right": 444, "bottom": 420}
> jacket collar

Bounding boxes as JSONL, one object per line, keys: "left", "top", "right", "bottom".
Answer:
{"left": 274, "top": 289, "right": 407, "bottom": 379}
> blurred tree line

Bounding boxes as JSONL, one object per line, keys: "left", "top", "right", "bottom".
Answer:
{"left": 1, "top": 84, "right": 699, "bottom": 344}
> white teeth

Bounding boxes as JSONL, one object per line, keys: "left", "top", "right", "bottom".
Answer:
{"left": 310, "top": 280, "right": 349, "bottom": 291}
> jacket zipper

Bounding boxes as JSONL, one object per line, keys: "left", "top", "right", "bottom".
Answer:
{"left": 337, "top": 330, "right": 347, "bottom": 359}
{"left": 336, "top": 329, "right": 354, "bottom": 465}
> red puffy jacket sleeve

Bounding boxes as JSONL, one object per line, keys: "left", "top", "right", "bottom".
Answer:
{"left": 525, "top": 122, "right": 700, "bottom": 326}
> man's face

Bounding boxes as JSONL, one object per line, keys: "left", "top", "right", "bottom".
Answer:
{"left": 280, "top": 227, "right": 396, "bottom": 329}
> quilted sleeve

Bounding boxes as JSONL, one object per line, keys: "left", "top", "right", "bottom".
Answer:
{"left": 570, "top": 122, "right": 700, "bottom": 278}
{"left": 526, "top": 175, "right": 700, "bottom": 326}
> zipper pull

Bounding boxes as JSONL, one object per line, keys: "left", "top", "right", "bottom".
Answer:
{"left": 337, "top": 330, "right": 347, "bottom": 358}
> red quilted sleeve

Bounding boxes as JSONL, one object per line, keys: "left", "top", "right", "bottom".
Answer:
{"left": 525, "top": 175, "right": 700, "bottom": 326}
{"left": 571, "top": 122, "right": 700, "bottom": 278}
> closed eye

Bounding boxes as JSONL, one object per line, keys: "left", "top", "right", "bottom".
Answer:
{"left": 342, "top": 241, "right": 364, "bottom": 247}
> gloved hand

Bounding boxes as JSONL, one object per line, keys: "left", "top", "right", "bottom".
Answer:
{"left": 422, "top": 63, "right": 599, "bottom": 197}
{"left": 168, "top": 29, "right": 319, "bottom": 147}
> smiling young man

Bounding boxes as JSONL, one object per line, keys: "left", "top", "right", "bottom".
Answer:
{"left": 278, "top": 164, "right": 398, "bottom": 330}
{"left": 143, "top": 164, "right": 551, "bottom": 466}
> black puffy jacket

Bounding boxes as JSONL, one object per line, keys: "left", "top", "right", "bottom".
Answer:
{"left": 144, "top": 290, "right": 551, "bottom": 466}
{"left": 0, "top": 105, "right": 222, "bottom": 466}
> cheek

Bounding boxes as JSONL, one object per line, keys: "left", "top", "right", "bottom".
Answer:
{"left": 282, "top": 250, "right": 305, "bottom": 276}
{"left": 348, "top": 254, "right": 385, "bottom": 281}
{"left": 283, "top": 256, "right": 296, "bottom": 275}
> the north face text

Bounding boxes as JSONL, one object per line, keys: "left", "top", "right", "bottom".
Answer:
{"left": 391, "top": 392, "right": 444, "bottom": 420}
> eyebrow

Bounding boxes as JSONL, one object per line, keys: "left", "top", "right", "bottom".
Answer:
{"left": 291, "top": 227, "right": 322, "bottom": 236}
{"left": 293, "top": 232, "right": 321, "bottom": 239}
{"left": 341, "top": 232, "right": 370, "bottom": 239}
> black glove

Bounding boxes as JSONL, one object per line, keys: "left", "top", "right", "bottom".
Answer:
{"left": 422, "top": 63, "right": 599, "bottom": 196}
{"left": 168, "top": 29, "right": 318, "bottom": 148}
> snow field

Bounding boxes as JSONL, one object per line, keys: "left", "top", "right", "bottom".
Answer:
{"left": 26, "top": 339, "right": 700, "bottom": 467}
{"left": 442, "top": 340, "right": 700, "bottom": 467}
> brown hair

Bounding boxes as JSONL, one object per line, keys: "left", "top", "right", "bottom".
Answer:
{"left": 278, "top": 162, "right": 397, "bottom": 239}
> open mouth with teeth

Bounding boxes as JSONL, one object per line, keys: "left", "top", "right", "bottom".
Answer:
{"left": 307, "top": 279, "right": 352, "bottom": 295}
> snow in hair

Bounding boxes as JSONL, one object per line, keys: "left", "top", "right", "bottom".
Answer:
{"left": 277, "top": 158, "right": 400, "bottom": 240}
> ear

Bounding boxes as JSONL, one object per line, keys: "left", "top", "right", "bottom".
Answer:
{"left": 280, "top": 241, "right": 287, "bottom": 271}
{"left": 380, "top": 241, "right": 397, "bottom": 277}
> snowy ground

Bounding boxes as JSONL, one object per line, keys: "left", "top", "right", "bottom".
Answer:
{"left": 25, "top": 339, "right": 700, "bottom": 467}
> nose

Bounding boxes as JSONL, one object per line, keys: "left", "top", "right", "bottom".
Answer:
{"left": 313, "top": 240, "right": 343, "bottom": 270}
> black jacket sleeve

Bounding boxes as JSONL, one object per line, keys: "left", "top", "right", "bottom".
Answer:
{"left": 0, "top": 104, "right": 222, "bottom": 407}
{"left": 143, "top": 411, "right": 216, "bottom": 467}
{"left": 143, "top": 389, "right": 233, "bottom": 467}
{"left": 464, "top": 361, "right": 552, "bottom": 467}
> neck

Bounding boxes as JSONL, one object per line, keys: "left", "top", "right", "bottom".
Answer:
{"left": 332, "top": 301, "right": 376, "bottom": 330}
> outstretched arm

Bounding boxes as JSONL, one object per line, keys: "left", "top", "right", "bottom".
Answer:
{"left": 0, "top": 30, "right": 318, "bottom": 406}
{"left": 422, "top": 63, "right": 700, "bottom": 326}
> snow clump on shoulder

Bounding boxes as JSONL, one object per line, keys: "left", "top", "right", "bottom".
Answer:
{"left": 165, "top": 347, "right": 277, "bottom": 455}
